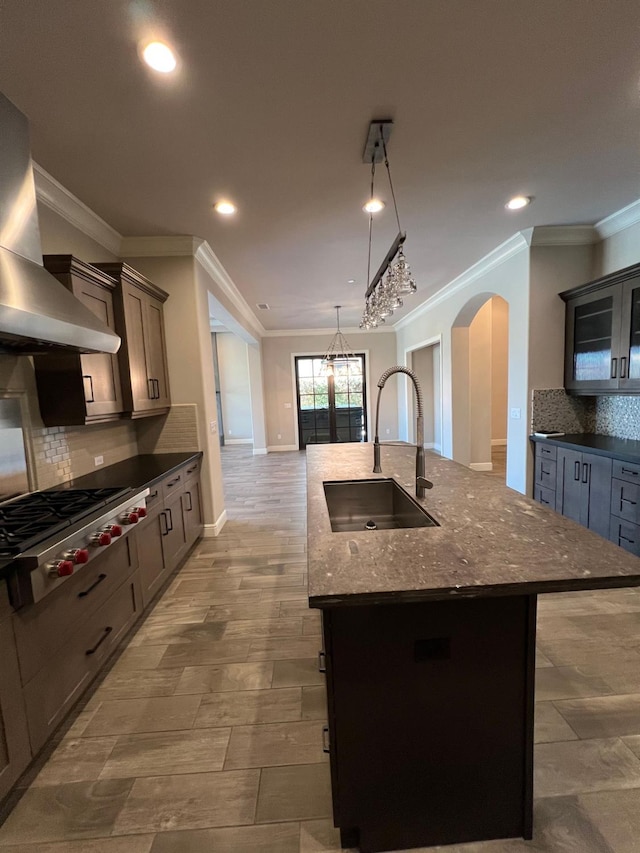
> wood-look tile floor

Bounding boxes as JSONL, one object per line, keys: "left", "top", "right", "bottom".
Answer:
{"left": 2, "top": 445, "right": 640, "bottom": 851}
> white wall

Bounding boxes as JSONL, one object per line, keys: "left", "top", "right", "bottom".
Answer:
{"left": 468, "top": 300, "right": 492, "bottom": 466}
{"left": 215, "top": 333, "right": 253, "bottom": 442}
{"left": 491, "top": 297, "right": 508, "bottom": 443}
{"left": 599, "top": 214, "right": 640, "bottom": 274}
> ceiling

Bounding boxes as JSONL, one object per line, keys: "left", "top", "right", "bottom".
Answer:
{"left": 1, "top": 1, "right": 639, "bottom": 331}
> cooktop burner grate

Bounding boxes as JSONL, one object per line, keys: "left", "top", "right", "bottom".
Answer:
{"left": 0, "top": 487, "right": 130, "bottom": 558}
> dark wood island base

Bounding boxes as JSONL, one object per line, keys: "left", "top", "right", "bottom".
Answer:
{"left": 319, "top": 594, "right": 538, "bottom": 853}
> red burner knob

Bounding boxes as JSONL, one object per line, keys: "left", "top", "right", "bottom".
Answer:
{"left": 104, "top": 524, "right": 122, "bottom": 537}
{"left": 121, "top": 511, "right": 139, "bottom": 524}
{"left": 133, "top": 506, "right": 147, "bottom": 518}
{"left": 91, "top": 531, "right": 111, "bottom": 546}
{"left": 48, "top": 560, "right": 74, "bottom": 578}
{"left": 66, "top": 548, "right": 89, "bottom": 564}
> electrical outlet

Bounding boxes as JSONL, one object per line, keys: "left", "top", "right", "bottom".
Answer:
{"left": 210, "top": 420, "right": 217, "bottom": 434}
{"left": 386, "top": 428, "right": 390, "bottom": 434}
{"left": 510, "top": 408, "right": 521, "bottom": 420}
{"left": 284, "top": 402, "right": 292, "bottom": 409}
{"left": 277, "top": 433, "right": 282, "bottom": 439}
{"left": 228, "top": 430, "right": 233, "bottom": 436}
{"left": 94, "top": 455, "right": 104, "bottom": 466}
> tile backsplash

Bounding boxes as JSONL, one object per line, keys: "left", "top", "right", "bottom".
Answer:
{"left": 531, "top": 389, "right": 640, "bottom": 441}
{"left": 31, "top": 422, "right": 138, "bottom": 489}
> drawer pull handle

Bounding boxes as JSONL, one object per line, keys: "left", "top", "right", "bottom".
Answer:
{"left": 83, "top": 374, "right": 95, "bottom": 404}
{"left": 149, "top": 490, "right": 159, "bottom": 500}
{"left": 167, "top": 477, "right": 181, "bottom": 487}
{"left": 322, "top": 725, "right": 330, "bottom": 754}
{"left": 621, "top": 497, "right": 637, "bottom": 506}
{"left": 620, "top": 534, "right": 636, "bottom": 545}
{"left": 318, "top": 650, "right": 326, "bottom": 673}
{"left": 78, "top": 573, "right": 107, "bottom": 599}
{"left": 540, "top": 497, "right": 550, "bottom": 505}
{"left": 541, "top": 466, "right": 550, "bottom": 476}
{"left": 621, "top": 356, "right": 628, "bottom": 379}
{"left": 185, "top": 490, "right": 193, "bottom": 512}
{"left": 187, "top": 465, "right": 198, "bottom": 474}
{"left": 86, "top": 626, "right": 112, "bottom": 656}
{"left": 622, "top": 468, "right": 639, "bottom": 477}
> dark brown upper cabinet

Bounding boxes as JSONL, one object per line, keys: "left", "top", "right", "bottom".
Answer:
{"left": 34, "top": 256, "right": 124, "bottom": 426}
{"left": 561, "top": 262, "right": 640, "bottom": 394}
{"left": 94, "top": 262, "right": 171, "bottom": 417}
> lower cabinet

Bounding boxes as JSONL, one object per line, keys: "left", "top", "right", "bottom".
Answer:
{"left": 555, "top": 448, "right": 612, "bottom": 539}
{"left": 137, "top": 461, "right": 203, "bottom": 607}
{"left": 0, "top": 590, "right": 31, "bottom": 801}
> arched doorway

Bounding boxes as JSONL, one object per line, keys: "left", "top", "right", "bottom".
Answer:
{"left": 451, "top": 294, "right": 509, "bottom": 480}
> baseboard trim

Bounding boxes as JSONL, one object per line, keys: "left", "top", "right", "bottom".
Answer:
{"left": 203, "top": 510, "right": 227, "bottom": 537}
{"left": 252, "top": 447, "right": 268, "bottom": 455}
{"left": 225, "top": 438, "right": 253, "bottom": 445}
{"left": 267, "top": 444, "right": 299, "bottom": 452}
{"left": 491, "top": 439, "right": 507, "bottom": 446}
{"left": 470, "top": 462, "right": 493, "bottom": 472}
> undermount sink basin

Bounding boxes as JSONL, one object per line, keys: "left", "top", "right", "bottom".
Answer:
{"left": 323, "top": 478, "right": 439, "bottom": 533}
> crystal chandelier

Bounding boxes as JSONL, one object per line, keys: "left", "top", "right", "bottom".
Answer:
{"left": 360, "top": 121, "right": 417, "bottom": 330}
{"left": 321, "top": 306, "right": 359, "bottom": 375}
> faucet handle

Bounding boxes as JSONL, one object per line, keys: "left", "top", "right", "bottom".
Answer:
{"left": 416, "top": 476, "right": 434, "bottom": 490}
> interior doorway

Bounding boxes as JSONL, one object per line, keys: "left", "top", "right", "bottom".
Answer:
{"left": 294, "top": 355, "right": 368, "bottom": 449}
{"left": 407, "top": 341, "right": 442, "bottom": 454}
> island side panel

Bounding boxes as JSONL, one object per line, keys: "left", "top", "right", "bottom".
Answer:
{"left": 322, "top": 595, "right": 537, "bottom": 853}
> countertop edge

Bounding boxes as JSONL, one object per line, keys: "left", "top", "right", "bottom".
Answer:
{"left": 530, "top": 434, "right": 640, "bottom": 464}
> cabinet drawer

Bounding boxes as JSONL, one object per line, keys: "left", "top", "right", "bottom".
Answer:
{"left": 534, "top": 485, "right": 556, "bottom": 509}
{"left": 13, "top": 536, "right": 137, "bottom": 685}
{"left": 611, "top": 478, "right": 640, "bottom": 525}
{"left": 610, "top": 518, "right": 640, "bottom": 557}
{"left": 613, "top": 459, "right": 640, "bottom": 486}
{"left": 162, "top": 470, "right": 183, "bottom": 500}
{"left": 23, "top": 571, "right": 142, "bottom": 753}
{"left": 536, "top": 443, "right": 557, "bottom": 461}
{"left": 535, "top": 457, "right": 557, "bottom": 490}
{"left": 145, "top": 483, "right": 163, "bottom": 511}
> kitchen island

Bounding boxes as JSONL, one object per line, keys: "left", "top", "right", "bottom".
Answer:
{"left": 307, "top": 443, "right": 640, "bottom": 853}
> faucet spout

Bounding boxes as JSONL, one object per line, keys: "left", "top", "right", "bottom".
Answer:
{"left": 373, "top": 365, "right": 431, "bottom": 498}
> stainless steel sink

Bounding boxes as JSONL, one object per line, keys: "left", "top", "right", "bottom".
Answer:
{"left": 323, "top": 478, "right": 439, "bottom": 533}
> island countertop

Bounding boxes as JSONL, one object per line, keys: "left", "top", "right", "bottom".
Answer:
{"left": 306, "top": 443, "right": 640, "bottom": 607}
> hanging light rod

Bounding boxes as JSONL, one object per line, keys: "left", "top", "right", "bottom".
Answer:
{"left": 362, "top": 119, "right": 394, "bottom": 164}
{"left": 365, "top": 231, "right": 406, "bottom": 299}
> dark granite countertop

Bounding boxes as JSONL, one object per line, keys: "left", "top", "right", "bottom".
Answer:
{"left": 307, "top": 443, "right": 640, "bottom": 608}
{"left": 56, "top": 452, "right": 202, "bottom": 492}
{"left": 530, "top": 433, "right": 640, "bottom": 463}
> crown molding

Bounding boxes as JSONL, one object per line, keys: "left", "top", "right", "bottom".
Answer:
{"left": 394, "top": 232, "right": 529, "bottom": 331}
{"left": 525, "top": 225, "right": 598, "bottom": 246}
{"left": 120, "top": 235, "right": 266, "bottom": 338}
{"left": 33, "top": 162, "right": 123, "bottom": 256}
{"left": 596, "top": 197, "right": 640, "bottom": 239}
{"left": 262, "top": 325, "right": 392, "bottom": 338}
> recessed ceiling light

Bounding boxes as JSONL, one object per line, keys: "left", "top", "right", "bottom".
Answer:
{"left": 363, "top": 198, "right": 385, "bottom": 214}
{"left": 142, "top": 41, "right": 177, "bottom": 73}
{"left": 505, "top": 195, "right": 532, "bottom": 210}
{"left": 214, "top": 201, "right": 237, "bottom": 215}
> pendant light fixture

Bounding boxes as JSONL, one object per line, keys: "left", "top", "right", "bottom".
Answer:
{"left": 360, "top": 120, "right": 417, "bottom": 329}
{"left": 321, "top": 306, "right": 359, "bottom": 375}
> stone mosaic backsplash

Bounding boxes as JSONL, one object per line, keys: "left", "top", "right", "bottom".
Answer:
{"left": 530, "top": 389, "right": 595, "bottom": 434}
{"left": 531, "top": 389, "right": 640, "bottom": 441}
{"left": 31, "top": 421, "right": 138, "bottom": 490}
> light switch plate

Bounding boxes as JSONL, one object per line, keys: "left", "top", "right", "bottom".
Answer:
{"left": 284, "top": 402, "right": 292, "bottom": 409}
{"left": 510, "top": 408, "right": 521, "bottom": 420}
{"left": 94, "top": 455, "right": 104, "bottom": 466}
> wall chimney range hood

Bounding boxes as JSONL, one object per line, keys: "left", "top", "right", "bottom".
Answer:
{"left": 0, "top": 91, "right": 120, "bottom": 355}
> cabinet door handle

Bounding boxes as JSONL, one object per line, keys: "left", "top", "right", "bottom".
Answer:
{"left": 153, "top": 378, "right": 160, "bottom": 399}
{"left": 622, "top": 468, "right": 639, "bottom": 477}
{"left": 582, "top": 463, "right": 589, "bottom": 484}
{"left": 621, "top": 356, "right": 628, "bottom": 379}
{"left": 318, "top": 650, "right": 326, "bottom": 673}
{"left": 611, "top": 358, "right": 618, "bottom": 378}
{"left": 160, "top": 511, "right": 169, "bottom": 536}
{"left": 166, "top": 507, "right": 173, "bottom": 531}
{"left": 83, "top": 374, "right": 95, "bottom": 403}
{"left": 185, "top": 490, "right": 193, "bottom": 512}
{"left": 574, "top": 461, "right": 580, "bottom": 480}
{"left": 147, "top": 378, "right": 155, "bottom": 400}
{"left": 78, "top": 573, "right": 107, "bottom": 599}
{"left": 86, "top": 626, "right": 112, "bottom": 656}
{"left": 322, "top": 725, "right": 330, "bottom": 754}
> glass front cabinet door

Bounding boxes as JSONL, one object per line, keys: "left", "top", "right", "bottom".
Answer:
{"left": 619, "top": 275, "right": 640, "bottom": 391}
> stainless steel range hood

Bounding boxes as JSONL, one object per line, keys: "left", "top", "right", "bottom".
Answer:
{"left": 0, "top": 92, "right": 120, "bottom": 355}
